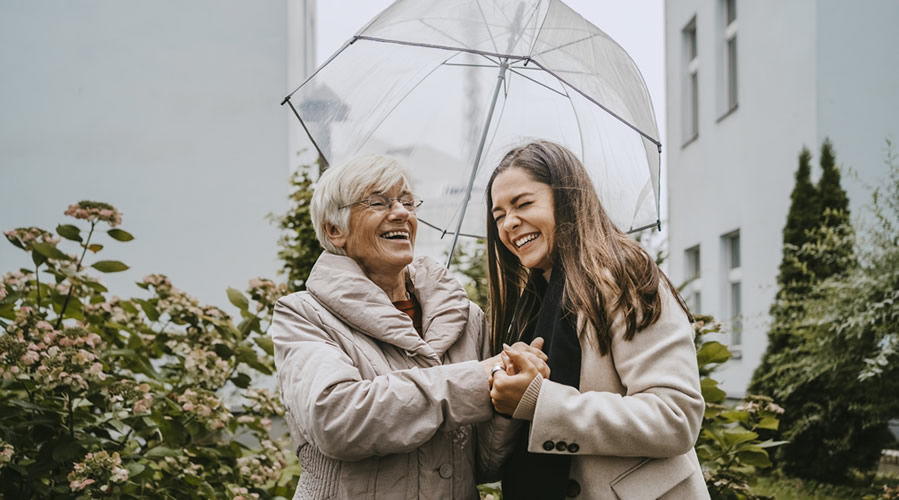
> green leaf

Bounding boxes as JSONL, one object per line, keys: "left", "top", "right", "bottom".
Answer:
{"left": 232, "top": 372, "right": 252, "bottom": 389}
{"left": 144, "top": 446, "right": 180, "bottom": 457}
{"left": 736, "top": 449, "right": 772, "bottom": 468}
{"left": 700, "top": 377, "right": 727, "bottom": 403}
{"left": 134, "top": 298, "right": 159, "bottom": 322}
{"left": 722, "top": 429, "right": 758, "bottom": 447}
{"left": 31, "top": 250, "right": 47, "bottom": 267}
{"left": 92, "top": 260, "right": 129, "bottom": 273}
{"left": 107, "top": 228, "right": 134, "bottom": 242}
{"left": 87, "top": 243, "right": 104, "bottom": 253}
{"left": 56, "top": 224, "right": 83, "bottom": 242}
{"left": 253, "top": 335, "right": 274, "bottom": 356}
{"left": 757, "top": 416, "right": 780, "bottom": 430}
{"left": 125, "top": 462, "right": 146, "bottom": 477}
{"left": 227, "top": 287, "right": 250, "bottom": 311}
{"left": 719, "top": 409, "right": 751, "bottom": 423}
{"left": 697, "top": 341, "right": 731, "bottom": 365}
{"left": 32, "top": 242, "right": 69, "bottom": 260}
{"left": 213, "top": 343, "right": 234, "bottom": 358}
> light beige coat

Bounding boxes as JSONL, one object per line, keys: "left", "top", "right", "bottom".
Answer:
{"left": 521, "top": 285, "right": 709, "bottom": 499}
{"left": 271, "top": 253, "right": 515, "bottom": 500}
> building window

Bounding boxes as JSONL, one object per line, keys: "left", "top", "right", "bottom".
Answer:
{"left": 684, "top": 245, "right": 701, "bottom": 313}
{"left": 718, "top": 0, "right": 738, "bottom": 116}
{"left": 722, "top": 230, "right": 742, "bottom": 354}
{"left": 682, "top": 17, "right": 699, "bottom": 145}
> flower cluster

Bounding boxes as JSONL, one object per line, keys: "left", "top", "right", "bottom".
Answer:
{"left": 236, "top": 439, "right": 287, "bottom": 484}
{"left": 3, "top": 226, "right": 60, "bottom": 251}
{"left": 0, "top": 440, "right": 14, "bottom": 470}
{"left": 246, "top": 278, "right": 288, "bottom": 313}
{"left": 68, "top": 450, "right": 129, "bottom": 493}
{"left": 737, "top": 394, "right": 785, "bottom": 415}
{"left": 2, "top": 318, "right": 107, "bottom": 390}
{"left": 103, "top": 378, "right": 153, "bottom": 415}
{"left": 175, "top": 388, "right": 232, "bottom": 431}
{"left": 243, "top": 387, "right": 285, "bottom": 417}
{"left": 225, "top": 483, "right": 261, "bottom": 500}
{"left": 83, "top": 297, "right": 142, "bottom": 329}
{"left": 183, "top": 347, "right": 232, "bottom": 388}
{"left": 142, "top": 274, "right": 230, "bottom": 329}
{"left": 159, "top": 453, "right": 203, "bottom": 481}
{"left": 64, "top": 201, "right": 123, "bottom": 227}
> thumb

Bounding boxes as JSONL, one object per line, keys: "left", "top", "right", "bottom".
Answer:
{"left": 530, "top": 337, "right": 545, "bottom": 351}
{"left": 503, "top": 345, "right": 537, "bottom": 374}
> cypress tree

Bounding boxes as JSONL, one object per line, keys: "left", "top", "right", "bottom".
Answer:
{"left": 812, "top": 139, "right": 854, "bottom": 279}
{"left": 749, "top": 147, "right": 818, "bottom": 394}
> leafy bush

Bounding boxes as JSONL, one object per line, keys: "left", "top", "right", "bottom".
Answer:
{"left": 693, "top": 315, "right": 784, "bottom": 500}
{"left": 0, "top": 201, "right": 297, "bottom": 499}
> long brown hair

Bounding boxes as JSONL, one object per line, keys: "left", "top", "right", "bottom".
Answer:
{"left": 485, "top": 140, "right": 688, "bottom": 355}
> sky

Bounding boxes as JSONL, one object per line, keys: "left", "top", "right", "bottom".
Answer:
{"left": 315, "top": 0, "right": 669, "bottom": 224}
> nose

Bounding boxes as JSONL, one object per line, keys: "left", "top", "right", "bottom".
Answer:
{"left": 501, "top": 212, "right": 520, "bottom": 232}
{"left": 387, "top": 200, "right": 412, "bottom": 219}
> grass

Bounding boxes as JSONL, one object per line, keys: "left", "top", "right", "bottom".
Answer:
{"left": 751, "top": 471, "right": 899, "bottom": 499}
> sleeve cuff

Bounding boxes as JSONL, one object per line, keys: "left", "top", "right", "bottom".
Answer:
{"left": 512, "top": 373, "right": 543, "bottom": 421}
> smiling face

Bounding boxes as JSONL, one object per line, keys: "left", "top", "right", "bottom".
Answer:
{"left": 490, "top": 167, "right": 556, "bottom": 276}
{"left": 326, "top": 182, "right": 418, "bottom": 278}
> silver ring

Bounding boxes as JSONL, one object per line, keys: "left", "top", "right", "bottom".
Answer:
{"left": 490, "top": 364, "right": 504, "bottom": 377}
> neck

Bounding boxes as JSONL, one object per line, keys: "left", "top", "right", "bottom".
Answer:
{"left": 366, "top": 267, "right": 408, "bottom": 302}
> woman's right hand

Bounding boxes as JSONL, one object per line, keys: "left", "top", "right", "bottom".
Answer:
{"left": 490, "top": 346, "right": 549, "bottom": 415}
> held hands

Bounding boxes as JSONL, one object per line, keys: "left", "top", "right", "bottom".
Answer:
{"left": 487, "top": 338, "right": 550, "bottom": 416}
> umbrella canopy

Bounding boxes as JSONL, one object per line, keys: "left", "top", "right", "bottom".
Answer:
{"left": 284, "top": 0, "right": 661, "bottom": 261}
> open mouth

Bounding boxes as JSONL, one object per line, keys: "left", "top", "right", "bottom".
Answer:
{"left": 514, "top": 233, "right": 539, "bottom": 248}
{"left": 380, "top": 231, "right": 410, "bottom": 240}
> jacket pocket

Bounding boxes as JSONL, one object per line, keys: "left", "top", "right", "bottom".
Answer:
{"left": 609, "top": 454, "right": 696, "bottom": 499}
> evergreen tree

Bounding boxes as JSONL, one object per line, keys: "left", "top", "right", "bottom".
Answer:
{"left": 749, "top": 148, "right": 819, "bottom": 394}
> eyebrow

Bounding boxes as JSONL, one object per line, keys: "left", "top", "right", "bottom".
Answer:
{"left": 492, "top": 192, "right": 532, "bottom": 213}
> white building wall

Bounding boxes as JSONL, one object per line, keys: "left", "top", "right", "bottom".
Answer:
{"left": 0, "top": 1, "right": 314, "bottom": 309}
{"left": 666, "top": 0, "right": 899, "bottom": 396}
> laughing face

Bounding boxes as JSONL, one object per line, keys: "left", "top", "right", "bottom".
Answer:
{"left": 490, "top": 167, "right": 556, "bottom": 277}
{"left": 326, "top": 182, "right": 418, "bottom": 277}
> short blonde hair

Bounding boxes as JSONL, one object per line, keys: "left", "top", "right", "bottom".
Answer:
{"left": 310, "top": 155, "right": 413, "bottom": 254}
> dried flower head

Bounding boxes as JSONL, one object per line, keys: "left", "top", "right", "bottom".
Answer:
{"left": 64, "top": 201, "right": 123, "bottom": 227}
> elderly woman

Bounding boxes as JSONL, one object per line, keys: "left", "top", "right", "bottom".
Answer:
{"left": 271, "top": 155, "right": 538, "bottom": 499}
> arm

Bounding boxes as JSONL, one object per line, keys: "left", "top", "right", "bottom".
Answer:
{"left": 272, "top": 295, "right": 494, "bottom": 462}
{"left": 524, "top": 287, "right": 704, "bottom": 458}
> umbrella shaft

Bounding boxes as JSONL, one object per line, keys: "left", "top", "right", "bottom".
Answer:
{"left": 445, "top": 60, "right": 508, "bottom": 268}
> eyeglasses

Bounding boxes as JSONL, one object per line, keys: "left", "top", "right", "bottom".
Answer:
{"left": 340, "top": 194, "right": 424, "bottom": 212}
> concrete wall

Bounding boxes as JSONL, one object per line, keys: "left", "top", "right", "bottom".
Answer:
{"left": 0, "top": 1, "right": 306, "bottom": 310}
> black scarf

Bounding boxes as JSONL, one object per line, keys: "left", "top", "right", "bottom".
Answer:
{"left": 501, "top": 262, "right": 582, "bottom": 499}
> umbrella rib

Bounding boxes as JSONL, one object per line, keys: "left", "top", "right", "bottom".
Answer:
{"left": 355, "top": 35, "right": 527, "bottom": 61}
{"left": 507, "top": 67, "right": 566, "bottom": 98}
{"left": 527, "top": 0, "right": 553, "bottom": 58}
{"left": 559, "top": 84, "right": 587, "bottom": 163}
{"left": 528, "top": 60, "right": 661, "bottom": 146}
{"left": 283, "top": 38, "right": 355, "bottom": 101}
{"left": 473, "top": 0, "right": 501, "bottom": 54}
{"left": 530, "top": 32, "right": 601, "bottom": 59}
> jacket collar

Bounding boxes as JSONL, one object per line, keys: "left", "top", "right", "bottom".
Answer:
{"left": 306, "top": 253, "right": 470, "bottom": 363}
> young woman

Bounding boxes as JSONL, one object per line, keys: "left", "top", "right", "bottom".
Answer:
{"left": 485, "top": 141, "right": 709, "bottom": 499}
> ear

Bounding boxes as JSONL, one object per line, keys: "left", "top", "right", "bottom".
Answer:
{"left": 325, "top": 223, "right": 348, "bottom": 250}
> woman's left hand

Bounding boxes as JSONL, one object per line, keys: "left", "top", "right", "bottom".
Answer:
{"left": 490, "top": 345, "right": 545, "bottom": 415}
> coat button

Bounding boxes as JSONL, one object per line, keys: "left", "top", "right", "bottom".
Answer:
{"left": 438, "top": 463, "right": 453, "bottom": 478}
{"left": 555, "top": 441, "right": 568, "bottom": 452}
{"left": 567, "top": 442, "right": 580, "bottom": 453}
{"left": 566, "top": 479, "right": 581, "bottom": 497}
{"left": 543, "top": 440, "right": 555, "bottom": 451}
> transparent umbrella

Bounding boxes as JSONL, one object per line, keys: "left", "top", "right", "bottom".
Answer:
{"left": 283, "top": 0, "right": 661, "bottom": 265}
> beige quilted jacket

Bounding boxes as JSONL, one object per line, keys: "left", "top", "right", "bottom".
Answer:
{"left": 271, "top": 253, "right": 517, "bottom": 499}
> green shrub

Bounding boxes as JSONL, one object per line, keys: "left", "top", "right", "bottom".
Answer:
{"left": 0, "top": 201, "right": 297, "bottom": 499}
